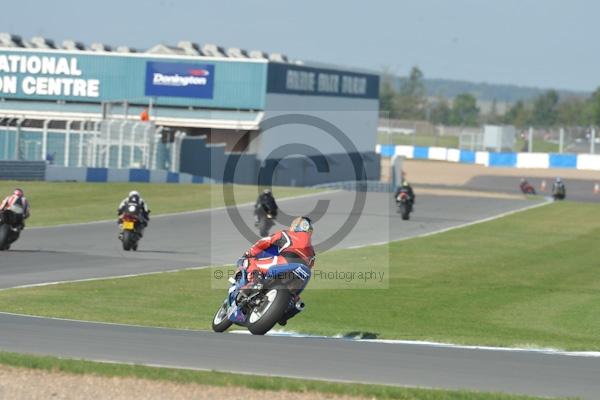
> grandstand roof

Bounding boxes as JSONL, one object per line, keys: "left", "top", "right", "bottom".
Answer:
{"left": 0, "top": 32, "right": 302, "bottom": 64}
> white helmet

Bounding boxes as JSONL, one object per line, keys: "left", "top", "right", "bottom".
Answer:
{"left": 128, "top": 190, "right": 140, "bottom": 197}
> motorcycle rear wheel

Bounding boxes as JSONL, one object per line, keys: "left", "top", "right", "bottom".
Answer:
{"left": 0, "top": 224, "right": 10, "bottom": 251}
{"left": 248, "top": 289, "right": 291, "bottom": 335}
{"left": 400, "top": 203, "right": 410, "bottom": 220}
{"left": 122, "top": 230, "right": 136, "bottom": 251}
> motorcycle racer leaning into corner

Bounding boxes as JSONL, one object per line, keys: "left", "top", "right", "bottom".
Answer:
{"left": 0, "top": 188, "right": 30, "bottom": 229}
{"left": 117, "top": 190, "right": 151, "bottom": 236}
{"left": 240, "top": 216, "right": 315, "bottom": 321}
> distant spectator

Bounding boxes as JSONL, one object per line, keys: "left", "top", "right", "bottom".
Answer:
{"left": 140, "top": 108, "right": 149, "bottom": 121}
{"left": 45, "top": 152, "right": 55, "bottom": 164}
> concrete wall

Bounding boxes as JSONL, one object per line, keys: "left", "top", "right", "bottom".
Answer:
{"left": 259, "top": 152, "right": 380, "bottom": 187}
{"left": 179, "top": 133, "right": 379, "bottom": 186}
{"left": 260, "top": 94, "right": 379, "bottom": 160}
{"left": 0, "top": 161, "right": 46, "bottom": 180}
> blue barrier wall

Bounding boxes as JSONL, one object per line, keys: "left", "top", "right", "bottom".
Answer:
{"left": 549, "top": 154, "right": 577, "bottom": 169}
{"left": 488, "top": 152, "right": 517, "bottom": 167}
{"left": 376, "top": 144, "right": 600, "bottom": 171}
{"left": 47, "top": 166, "right": 207, "bottom": 184}
{"left": 412, "top": 146, "right": 429, "bottom": 159}
{"left": 459, "top": 150, "right": 476, "bottom": 164}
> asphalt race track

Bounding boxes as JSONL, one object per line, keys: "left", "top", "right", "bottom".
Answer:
{"left": 3, "top": 191, "right": 599, "bottom": 398}
{"left": 1, "top": 191, "right": 539, "bottom": 289}
{"left": 1, "top": 312, "right": 599, "bottom": 399}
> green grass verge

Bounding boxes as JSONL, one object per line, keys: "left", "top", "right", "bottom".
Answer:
{"left": 0, "top": 181, "right": 318, "bottom": 227}
{"left": 514, "top": 138, "right": 560, "bottom": 153}
{"left": 1, "top": 201, "right": 599, "bottom": 351}
{"left": 378, "top": 132, "right": 459, "bottom": 148}
{"left": 0, "top": 352, "right": 566, "bottom": 399}
{"left": 0, "top": 202, "right": 600, "bottom": 351}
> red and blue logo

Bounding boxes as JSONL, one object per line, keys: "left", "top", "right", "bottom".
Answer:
{"left": 188, "top": 68, "right": 210, "bottom": 77}
{"left": 145, "top": 62, "right": 215, "bottom": 99}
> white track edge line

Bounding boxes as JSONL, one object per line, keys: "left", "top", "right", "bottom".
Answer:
{"left": 0, "top": 265, "right": 214, "bottom": 291}
{"left": 229, "top": 329, "right": 600, "bottom": 358}
{"left": 1, "top": 310, "right": 598, "bottom": 358}
{"left": 345, "top": 199, "right": 551, "bottom": 250}
{"left": 0, "top": 199, "right": 550, "bottom": 290}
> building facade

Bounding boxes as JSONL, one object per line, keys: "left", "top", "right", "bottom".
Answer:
{"left": 0, "top": 45, "right": 380, "bottom": 185}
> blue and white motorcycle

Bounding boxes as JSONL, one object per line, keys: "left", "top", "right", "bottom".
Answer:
{"left": 212, "top": 256, "right": 311, "bottom": 335}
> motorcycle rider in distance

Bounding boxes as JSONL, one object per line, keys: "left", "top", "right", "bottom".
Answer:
{"left": 552, "top": 177, "right": 566, "bottom": 200}
{"left": 520, "top": 178, "right": 535, "bottom": 194}
{"left": 394, "top": 179, "right": 415, "bottom": 208}
{"left": 118, "top": 190, "right": 150, "bottom": 236}
{"left": 0, "top": 188, "right": 30, "bottom": 229}
{"left": 254, "top": 188, "right": 278, "bottom": 226}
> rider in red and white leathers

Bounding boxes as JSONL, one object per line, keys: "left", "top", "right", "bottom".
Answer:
{"left": 243, "top": 216, "right": 315, "bottom": 282}
{"left": 0, "top": 188, "right": 30, "bottom": 228}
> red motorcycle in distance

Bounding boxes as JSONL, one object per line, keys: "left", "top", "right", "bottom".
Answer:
{"left": 519, "top": 180, "right": 536, "bottom": 195}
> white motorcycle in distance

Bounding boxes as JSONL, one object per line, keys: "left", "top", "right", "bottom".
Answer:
{"left": 0, "top": 203, "right": 25, "bottom": 251}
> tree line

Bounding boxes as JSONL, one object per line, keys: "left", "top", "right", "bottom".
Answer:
{"left": 380, "top": 66, "right": 600, "bottom": 128}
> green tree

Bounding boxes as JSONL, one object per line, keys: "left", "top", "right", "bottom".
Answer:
{"left": 503, "top": 100, "right": 531, "bottom": 128}
{"left": 379, "top": 69, "right": 398, "bottom": 118}
{"left": 429, "top": 98, "right": 451, "bottom": 125}
{"left": 485, "top": 98, "right": 501, "bottom": 124}
{"left": 450, "top": 93, "right": 479, "bottom": 126}
{"left": 396, "top": 66, "right": 425, "bottom": 120}
{"left": 557, "top": 98, "right": 587, "bottom": 126}
{"left": 531, "top": 90, "right": 559, "bottom": 127}
{"left": 587, "top": 87, "right": 600, "bottom": 126}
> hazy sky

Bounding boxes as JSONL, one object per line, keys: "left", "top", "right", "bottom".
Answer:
{"left": 1, "top": 0, "right": 597, "bottom": 91}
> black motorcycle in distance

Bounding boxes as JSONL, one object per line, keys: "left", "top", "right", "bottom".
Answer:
{"left": 119, "top": 203, "right": 144, "bottom": 251}
{"left": 0, "top": 206, "right": 25, "bottom": 251}
{"left": 256, "top": 207, "right": 276, "bottom": 237}
{"left": 552, "top": 185, "right": 566, "bottom": 201}
{"left": 396, "top": 189, "right": 413, "bottom": 220}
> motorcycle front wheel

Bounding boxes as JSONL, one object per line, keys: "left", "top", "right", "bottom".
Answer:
{"left": 212, "top": 301, "right": 233, "bottom": 332}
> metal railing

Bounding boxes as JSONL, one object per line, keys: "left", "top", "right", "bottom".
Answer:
{"left": 0, "top": 117, "right": 173, "bottom": 169}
